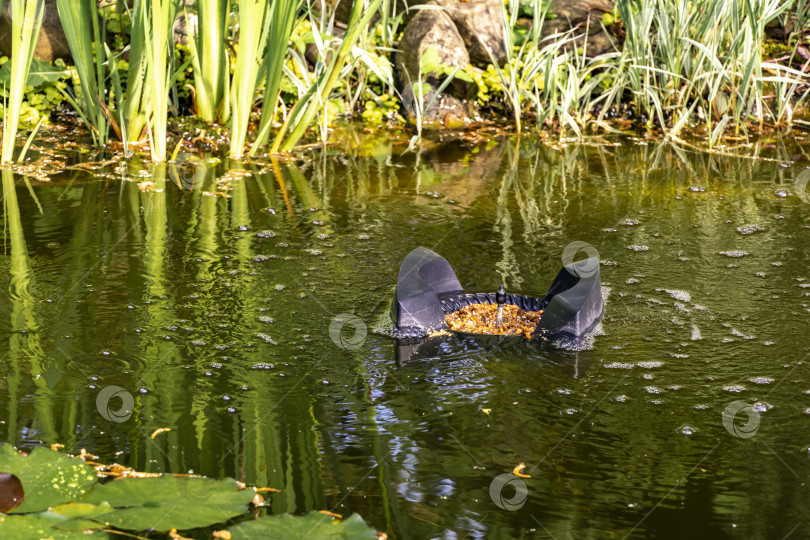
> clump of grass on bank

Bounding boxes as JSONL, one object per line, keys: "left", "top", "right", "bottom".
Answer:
{"left": 1, "top": 0, "right": 810, "bottom": 159}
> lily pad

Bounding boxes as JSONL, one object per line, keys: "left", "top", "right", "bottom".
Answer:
{"left": 51, "top": 501, "right": 113, "bottom": 519}
{"left": 0, "top": 512, "right": 106, "bottom": 539}
{"left": 83, "top": 475, "right": 255, "bottom": 532}
{"left": 0, "top": 445, "right": 97, "bottom": 513}
{"left": 228, "top": 512, "right": 377, "bottom": 540}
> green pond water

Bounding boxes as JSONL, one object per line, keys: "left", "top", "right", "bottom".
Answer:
{"left": 2, "top": 132, "right": 810, "bottom": 538}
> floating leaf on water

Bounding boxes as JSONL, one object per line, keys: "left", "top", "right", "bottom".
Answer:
{"left": 150, "top": 427, "right": 172, "bottom": 439}
{"left": 227, "top": 512, "right": 377, "bottom": 540}
{"left": 0, "top": 445, "right": 97, "bottom": 513}
{"left": 0, "top": 473, "right": 24, "bottom": 512}
{"left": 50, "top": 501, "right": 112, "bottom": 520}
{"left": 512, "top": 462, "right": 531, "bottom": 478}
{"left": 0, "top": 511, "right": 106, "bottom": 539}
{"left": 83, "top": 475, "right": 256, "bottom": 532}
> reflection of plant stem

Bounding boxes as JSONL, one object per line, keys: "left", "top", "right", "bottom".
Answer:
{"left": 270, "top": 157, "right": 294, "bottom": 216}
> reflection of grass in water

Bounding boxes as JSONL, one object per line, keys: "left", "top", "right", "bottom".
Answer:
{"left": 3, "top": 170, "right": 56, "bottom": 442}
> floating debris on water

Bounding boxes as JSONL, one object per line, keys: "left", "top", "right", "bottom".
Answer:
{"left": 719, "top": 250, "right": 749, "bottom": 258}
{"left": 678, "top": 425, "right": 697, "bottom": 436}
{"left": 736, "top": 224, "right": 765, "bottom": 235}
{"left": 637, "top": 361, "right": 664, "bottom": 369}
{"left": 604, "top": 362, "right": 634, "bottom": 369}
{"left": 251, "top": 363, "right": 275, "bottom": 370}
{"left": 445, "top": 303, "right": 542, "bottom": 338}
{"left": 749, "top": 377, "right": 774, "bottom": 385}
{"left": 723, "top": 385, "right": 746, "bottom": 393}
{"left": 627, "top": 245, "right": 650, "bottom": 252}
{"left": 256, "top": 333, "right": 278, "bottom": 345}
{"left": 657, "top": 289, "right": 692, "bottom": 303}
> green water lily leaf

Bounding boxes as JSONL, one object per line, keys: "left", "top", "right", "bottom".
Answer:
{"left": 228, "top": 512, "right": 377, "bottom": 540}
{"left": 51, "top": 501, "right": 113, "bottom": 519}
{"left": 0, "top": 445, "right": 97, "bottom": 513}
{"left": 84, "top": 475, "right": 255, "bottom": 532}
{"left": 0, "top": 511, "right": 106, "bottom": 538}
{"left": 53, "top": 518, "right": 106, "bottom": 532}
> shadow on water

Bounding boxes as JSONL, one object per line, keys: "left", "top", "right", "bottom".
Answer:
{"left": 1, "top": 131, "right": 810, "bottom": 538}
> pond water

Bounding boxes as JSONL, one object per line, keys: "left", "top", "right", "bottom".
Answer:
{"left": 2, "top": 131, "right": 810, "bottom": 538}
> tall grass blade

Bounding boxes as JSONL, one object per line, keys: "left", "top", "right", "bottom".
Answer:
{"left": 251, "top": 0, "right": 301, "bottom": 151}
{"left": 55, "top": 0, "right": 108, "bottom": 146}
{"left": 271, "top": 0, "right": 383, "bottom": 153}
{"left": 188, "top": 0, "right": 230, "bottom": 123}
{"left": 142, "top": 0, "right": 180, "bottom": 161}
{"left": 2, "top": 0, "right": 45, "bottom": 162}
{"left": 229, "top": 0, "right": 271, "bottom": 158}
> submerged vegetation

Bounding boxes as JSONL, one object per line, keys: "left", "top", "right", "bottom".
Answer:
{"left": 0, "top": 0, "right": 809, "bottom": 159}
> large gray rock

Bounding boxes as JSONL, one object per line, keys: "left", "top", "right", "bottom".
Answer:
{"left": 400, "top": 81, "right": 474, "bottom": 129}
{"left": 434, "top": 0, "right": 506, "bottom": 67}
{"left": 541, "top": 0, "right": 616, "bottom": 56}
{"left": 0, "top": 0, "right": 71, "bottom": 62}
{"left": 395, "top": 7, "right": 469, "bottom": 85}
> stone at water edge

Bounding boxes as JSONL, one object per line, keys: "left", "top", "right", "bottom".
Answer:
{"left": 395, "top": 7, "right": 470, "bottom": 88}
{"left": 0, "top": 0, "right": 70, "bottom": 62}
{"left": 433, "top": 0, "right": 507, "bottom": 68}
{"left": 395, "top": 6, "right": 478, "bottom": 127}
{"left": 540, "top": 0, "right": 617, "bottom": 57}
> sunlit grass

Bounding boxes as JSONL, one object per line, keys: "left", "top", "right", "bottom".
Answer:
{"left": 188, "top": 0, "right": 230, "bottom": 123}
{"left": 269, "top": 0, "right": 383, "bottom": 153}
{"left": 251, "top": 0, "right": 301, "bottom": 150}
{"left": 2, "top": 0, "right": 45, "bottom": 162}
{"left": 142, "top": 0, "right": 181, "bottom": 161}
{"left": 55, "top": 0, "right": 110, "bottom": 146}
{"left": 228, "top": 0, "right": 271, "bottom": 158}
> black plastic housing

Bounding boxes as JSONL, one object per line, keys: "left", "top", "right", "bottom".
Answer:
{"left": 390, "top": 247, "right": 603, "bottom": 342}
